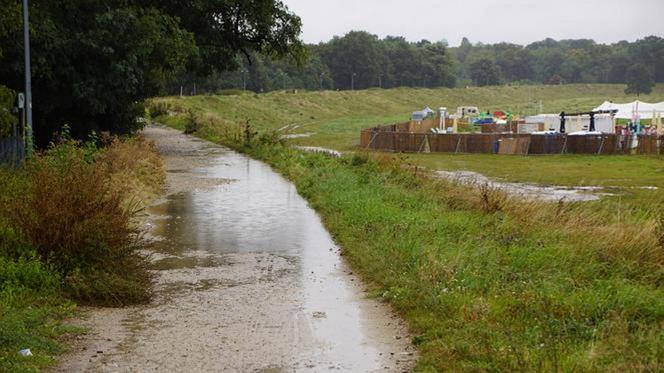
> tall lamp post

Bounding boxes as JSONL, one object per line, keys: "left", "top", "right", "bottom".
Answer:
{"left": 22, "top": 0, "right": 33, "bottom": 154}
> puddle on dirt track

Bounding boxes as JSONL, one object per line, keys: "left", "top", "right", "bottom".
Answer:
{"left": 75, "top": 125, "right": 414, "bottom": 372}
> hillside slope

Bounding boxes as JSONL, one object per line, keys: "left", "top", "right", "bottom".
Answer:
{"left": 152, "top": 84, "right": 664, "bottom": 151}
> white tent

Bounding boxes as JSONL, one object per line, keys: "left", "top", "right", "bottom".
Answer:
{"left": 593, "top": 100, "right": 664, "bottom": 120}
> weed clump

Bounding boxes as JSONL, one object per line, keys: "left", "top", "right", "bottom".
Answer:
{"left": 1, "top": 136, "right": 163, "bottom": 306}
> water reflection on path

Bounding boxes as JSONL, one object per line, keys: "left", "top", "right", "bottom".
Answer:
{"left": 143, "top": 126, "right": 414, "bottom": 372}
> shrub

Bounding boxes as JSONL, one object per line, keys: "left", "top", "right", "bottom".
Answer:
{"left": 184, "top": 109, "right": 201, "bottom": 134}
{"left": 2, "top": 141, "right": 156, "bottom": 305}
{"left": 147, "top": 101, "right": 171, "bottom": 119}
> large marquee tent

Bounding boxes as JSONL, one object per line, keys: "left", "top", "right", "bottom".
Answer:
{"left": 593, "top": 100, "right": 664, "bottom": 120}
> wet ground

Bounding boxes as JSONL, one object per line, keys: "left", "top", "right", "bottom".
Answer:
{"left": 436, "top": 170, "right": 607, "bottom": 202}
{"left": 56, "top": 125, "right": 415, "bottom": 372}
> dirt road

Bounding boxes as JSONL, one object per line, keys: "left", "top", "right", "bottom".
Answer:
{"left": 56, "top": 125, "right": 415, "bottom": 372}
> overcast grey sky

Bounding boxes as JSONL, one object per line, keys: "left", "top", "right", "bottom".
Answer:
{"left": 282, "top": 0, "right": 664, "bottom": 46}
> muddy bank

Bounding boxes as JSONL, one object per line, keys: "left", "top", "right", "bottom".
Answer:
{"left": 56, "top": 125, "right": 415, "bottom": 372}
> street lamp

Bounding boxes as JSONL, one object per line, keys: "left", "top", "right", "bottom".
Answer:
{"left": 22, "top": 0, "right": 33, "bottom": 154}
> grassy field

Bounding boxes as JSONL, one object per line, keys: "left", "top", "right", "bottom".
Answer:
{"left": 152, "top": 84, "right": 664, "bottom": 152}
{"left": 152, "top": 84, "right": 664, "bottom": 212}
{"left": 152, "top": 84, "right": 664, "bottom": 371}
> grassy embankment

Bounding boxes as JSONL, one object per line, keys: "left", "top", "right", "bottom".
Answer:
{"left": 0, "top": 134, "right": 164, "bottom": 371}
{"left": 150, "top": 84, "right": 663, "bottom": 371}
{"left": 151, "top": 84, "right": 664, "bottom": 211}
{"left": 151, "top": 83, "right": 664, "bottom": 152}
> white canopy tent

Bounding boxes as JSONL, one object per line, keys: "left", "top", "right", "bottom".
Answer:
{"left": 593, "top": 100, "right": 664, "bottom": 120}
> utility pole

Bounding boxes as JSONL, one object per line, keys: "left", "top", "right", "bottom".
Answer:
{"left": 22, "top": 0, "right": 33, "bottom": 155}
{"left": 351, "top": 72, "right": 356, "bottom": 91}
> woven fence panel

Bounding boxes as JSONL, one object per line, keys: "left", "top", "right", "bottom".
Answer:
{"left": 637, "top": 135, "right": 661, "bottom": 155}
{"left": 429, "top": 134, "right": 462, "bottom": 153}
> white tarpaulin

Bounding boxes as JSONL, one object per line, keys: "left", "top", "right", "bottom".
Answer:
{"left": 593, "top": 100, "right": 664, "bottom": 120}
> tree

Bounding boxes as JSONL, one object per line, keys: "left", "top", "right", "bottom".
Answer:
{"left": 0, "top": 0, "right": 305, "bottom": 145}
{"left": 624, "top": 64, "right": 654, "bottom": 96}
{"left": 469, "top": 58, "right": 501, "bottom": 86}
{"left": 320, "top": 31, "right": 382, "bottom": 90}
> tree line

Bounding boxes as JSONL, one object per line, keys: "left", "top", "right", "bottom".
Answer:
{"left": 182, "top": 33, "right": 663, "bottom": 96}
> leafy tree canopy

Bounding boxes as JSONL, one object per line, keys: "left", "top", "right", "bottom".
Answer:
{"left": 0, "top": 0, "right": 304, "bottom": 145}
{"left": 624, "top": 64, "right": 654, "bottom": 96}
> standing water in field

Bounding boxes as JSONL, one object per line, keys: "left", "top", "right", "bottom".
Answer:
{"left": 58, "top": 125, "right": 414, "bottom": 372}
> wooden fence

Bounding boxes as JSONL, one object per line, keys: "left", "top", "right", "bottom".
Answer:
{"left": 360, "top": 128, "right": 662, "bottom": 156}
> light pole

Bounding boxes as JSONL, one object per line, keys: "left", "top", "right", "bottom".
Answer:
{"left": 351, "top": 72, "right": 356, "bottom": 91}
{"left": 22, "top": 0, "right": 33, "bottom": 154}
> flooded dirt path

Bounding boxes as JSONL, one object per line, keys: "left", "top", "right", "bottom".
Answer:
{"left": 57, "top": 125, "right": 415, "bottom": 372}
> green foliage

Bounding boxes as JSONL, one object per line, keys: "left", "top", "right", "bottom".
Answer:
{"left": 0, "top": 0, "right": 304, "bottom": 146}
{"left": 451, "top": 36, "right": 664, "bottom": 86}
{"left": 148, "top": 101, "right": 172, "bottom": 119}
{"left": 0, "top": 254, "right": 74, "bottom": 372}
{"left": 469, "top": 58, "right": 501, "bottom": 86}
{"left": 178, "top": 35, "right": 664, "bottom": 94}
{"left": 0, "top": 139, "right": 156, "bottom": 306}
{"left": 0, "top": 85, "right": 17, "bottom": 137}
{"left": 184, "top": 109, "right": 201, "bottom": 134}
{"left": 0, "top": 0, "right": 21, "bottom": 58}
{"left": 625, "top": 64, "right": 654, "bottom": 96}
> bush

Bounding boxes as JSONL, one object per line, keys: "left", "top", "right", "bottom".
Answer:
{"left": 0, "top": 139, "right": 158, "bottom": 305}
{"left": 184, "top": 109, "right": 201, "bottom": 134}
{"left": 147, "top": 101, "right": 171, "bottom": 119}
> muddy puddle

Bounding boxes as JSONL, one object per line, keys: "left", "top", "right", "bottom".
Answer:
{"left": 57, "top": 125, "right": 414, "bottom": 372}
{"left": 436, "top": 170, "right": 610, "bottom": 202}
